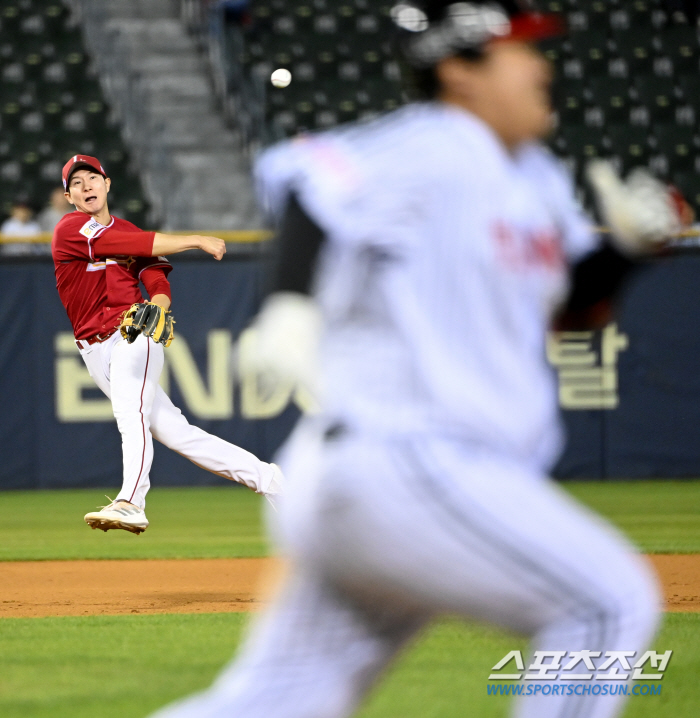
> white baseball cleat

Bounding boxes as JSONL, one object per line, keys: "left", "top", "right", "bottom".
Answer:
{"left": 84, "top": 499, "right": 149, "bottom": 535}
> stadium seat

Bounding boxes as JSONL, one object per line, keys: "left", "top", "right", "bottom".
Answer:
{"left": 0, "top": 4, "right": 21, "bottom": 40}
{"left": 337, "top": 60, "right": 360, "bottom": 81}
{"left": 38, "top": 158, "right": 62, "bottom": 186}
{"left": 568, "top": 1, "right": 609, "bottom": 31}
{"left": 560, "top": 125, "right": 609, "bottom": 159}
{"left": 270, "top": 14, "right": 296, "bottom": 36}
{"left": 589, "top": 77, "right": 632, "bottom": 123}
{"left": 537, "top": 1, "right": 571, "bottom": 13}
{"left": 569, "top": 30, "right": 609, "bottom": 76}
{"left": 53, "top": 126, "right": 97, "bottom": 161}
{"left": 39, "top": 82, "right": 74, "bottom": 116}
{"left": 39, "top": 2, "right": 69, "bottom": 37}
{"left": 612, "top": 29, "right": 657, "bottom": 74}
{"left": 652, "top": 124, "right": 699, "bottom": 173}
{"left": 334, "top": 4, "right": 358, "bottom": 34}
{"left": 268, "top": 37, "right": 306, "bottom": 67}
{"left": 279, "top": 84, "right": 327, "bottom": 129}
{"left": 93, "top": 131, "right": 129, "bottom": 176}
{"left": 539, "top": 37, "right": 568, "bottom": 65}
{"left": 356, "top": 13, "right": 380, "bottom": 34}
{"left": 672, "top": 171, "right": 700, "bottom": 213}
{"left": 625, "top": 0, "right": 663, "bottom": 27}
{"left": 607, "top": 124, "right": 651, "bottom": 171}
{"left": 552, "top": 78, "right": 588, "bottom": 123}
{"left": 311, "top": 12, "right": 335, "bottom": 34}
{"left": 269, "top": 108, "right": 297, "bottom": 136}
{"left": 357, "top": 79, "right": 403, "bottom": 112}
{"left": 657, "top": 24, "right": 699, "bottom": 74}
{"left": 634, "top": 76, "right": 678, "bottom": 122}
{"left": 679, "top": 74, "right": 700, "bottom": 104}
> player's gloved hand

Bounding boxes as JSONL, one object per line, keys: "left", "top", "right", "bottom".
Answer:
{"left": 120, "top": 302, "right": 175, "bottom": 347}
{"left": 241, "top": 292, "right": 322, "bottom": 398}
{"left": 586, "top": 160, "right": 681, "bottom": 254}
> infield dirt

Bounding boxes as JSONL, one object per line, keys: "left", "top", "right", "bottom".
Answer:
{"left": 1, "top": 555, "right": 698, "bottom": 618}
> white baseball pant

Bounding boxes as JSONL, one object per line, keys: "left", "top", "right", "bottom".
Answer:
{"left": 150, "top": 423, "right": 662, "bottom": 718}
{"left": 78, "top": 331, "right": 278, "bottom": 508}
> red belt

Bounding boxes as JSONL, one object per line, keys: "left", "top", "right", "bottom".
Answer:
{"left": 75, "top": 328, "right": 118, "bottom": 350}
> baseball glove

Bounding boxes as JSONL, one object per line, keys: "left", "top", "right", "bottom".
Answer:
{"left": 119, "top": 302, "right": 175, "bottom": 347}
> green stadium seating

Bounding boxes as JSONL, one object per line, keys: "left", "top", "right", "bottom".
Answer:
{"left": 657, "top": 24, "right": 699, "bottom": 73}
{"left": 634, "top": 75, "right": 677, "bottom": 122}
{"left": 612, "top": 28, "right": 658, "bottom": 74}
{"left": 607, "top": 124, "right": 651, "bottom": 171}
{"left": 589, "top": 77, "right": 632, "bottom": 123}
{"left": 0, "top": 0, "right": 149, "bottom": 225}
{"left": 553, "top": 78, "right": 588, "bottom": 123}
{"left": 219, "top": 0, "right": 700, "bottom": 217}
{"left": 653, "top": 123, "right": 699, "bottom": 173}
{"left": 569, "top": 30, "right": 609, "bottom": 76}
{"left": 560, "top": 125, "right": 609, "bottom": 159}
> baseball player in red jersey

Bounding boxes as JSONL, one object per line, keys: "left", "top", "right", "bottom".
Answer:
{"left": 53, "top": 154, "right": 282, "bottom": 534}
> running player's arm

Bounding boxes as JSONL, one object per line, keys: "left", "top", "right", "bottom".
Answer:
{"left": 554, "top": 242, "right": 640, "bottom": 331}
{"left": 531, "top": 151, "right": 648, "bottom": 331}
{"left": 242, "top": 192, "right": 327, "bottom": 391}
{"left": 269, "top": 191, "right": 327, "bottom": 294}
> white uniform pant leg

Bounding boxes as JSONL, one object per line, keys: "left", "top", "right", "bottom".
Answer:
{"left": 148, "top": 568, "right": 425, "bottom": 718}
{"left": 390, "top": 440, "right": 662, "bottom": 718}
{"left": 145, "top": 426, "right": 662, "bottom": 718}
{"left": 110, "top": 334, "right": 163, "bottom": 509}
{"left": 149, "top": 387, "right": 278, "bottom": 494}
{"left": 272, "top": 431, "right": 662, "bottom": 718}
{"left": 79, "top": 333, "right": 163, "bottom": 509}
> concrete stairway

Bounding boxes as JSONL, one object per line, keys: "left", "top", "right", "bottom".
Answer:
{"left": 78, "top": 0, "right": 259, "bottom": 229}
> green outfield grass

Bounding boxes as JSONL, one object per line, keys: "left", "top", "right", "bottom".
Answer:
{"left": 564, "top": 480, "right": 700, "bottom": 553}
{"left": 0, "top": 480, "right": 698, "bottom": 560}
{"left": 0, "top": 487, "right": 269, "bottom": 561}
{"left": 0, "top": 612, "right": 696, "bottom": 718}
{"left": 1, "top": 481, "right": 699, "bottom": 716}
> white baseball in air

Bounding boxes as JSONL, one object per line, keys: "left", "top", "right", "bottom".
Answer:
{"left": 271, "top": 68, "right": 292, "bottom": 88}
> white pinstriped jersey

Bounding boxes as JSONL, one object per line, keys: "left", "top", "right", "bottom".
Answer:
{"left": 256, "top": 102, "right": 598, "bottom": 470}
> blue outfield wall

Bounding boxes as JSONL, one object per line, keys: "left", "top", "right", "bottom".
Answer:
{"left": 1, "top": 252, "right": 700, "bottom": 490}
{"left": 0, "top": 254, "right": 302, "bottom": 491}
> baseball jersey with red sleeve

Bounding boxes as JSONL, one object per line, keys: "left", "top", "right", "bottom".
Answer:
{"left": 52, "top": 211, "right": 172, "bottom": 340}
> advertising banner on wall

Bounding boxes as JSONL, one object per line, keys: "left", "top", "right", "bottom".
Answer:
{"left": 2, "top": 252, "right": 700, "bottom": 490}
{"left": 0, "top": 255, "right": 306, "bottom": 490}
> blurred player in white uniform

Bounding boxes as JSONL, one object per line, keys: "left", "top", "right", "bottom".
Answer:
{"left": 151, "top": 2, "right": 681, "bottom": 716}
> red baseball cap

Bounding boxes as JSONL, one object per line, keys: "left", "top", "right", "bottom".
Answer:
{"left": 62, "top": 154, "right": 107, "bottom": 190}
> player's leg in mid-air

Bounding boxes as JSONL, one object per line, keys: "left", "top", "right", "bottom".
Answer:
{"left": 148, "top": 386, "right": 282, "bottom": 499}
{"left": 80, "top": 333, "right": 281, "bottom": 533}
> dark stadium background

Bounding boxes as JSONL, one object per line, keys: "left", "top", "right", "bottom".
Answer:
{"left": 3, "top": 0, "right": 700, "bottom": 488}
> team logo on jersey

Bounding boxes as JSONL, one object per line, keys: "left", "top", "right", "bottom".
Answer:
{"left": 86, "top": 257, "right": 135, "bottom": 272}
{"left": 79, "top": 218, "right": 105, "bottom": 239}
{"left": 493, "top": 221, "right": 564, "bottom": 272}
